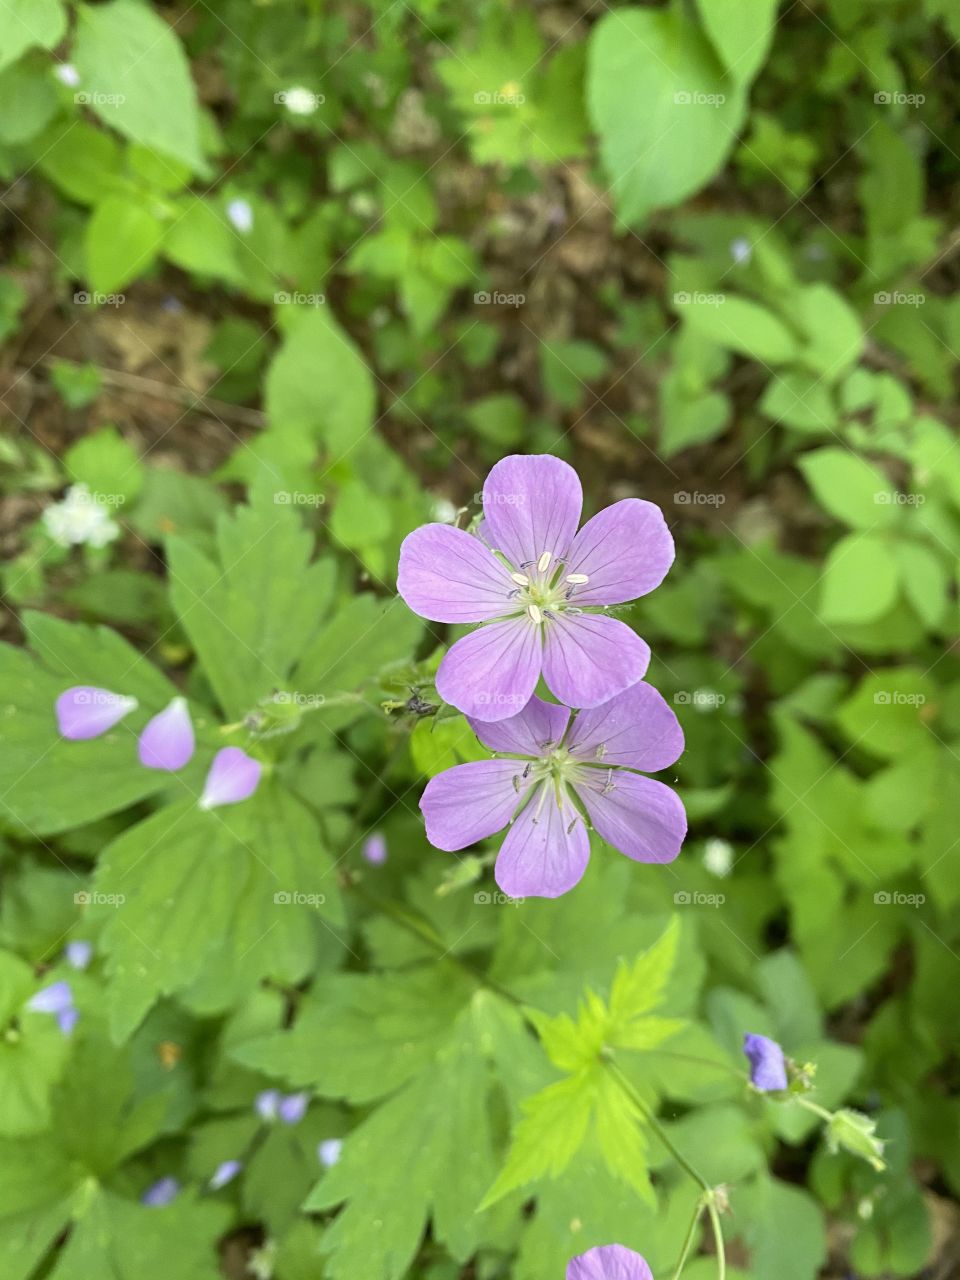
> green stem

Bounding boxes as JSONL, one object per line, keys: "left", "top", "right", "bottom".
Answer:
{"left": 796, "top": 1096, "right": 833, "bottom": 1122}
{"left": 705, "top": 1195, "right": 726, "bottom": 1280}
{"left": 670, "top": 1196, "right": 706, "bottom": 1280}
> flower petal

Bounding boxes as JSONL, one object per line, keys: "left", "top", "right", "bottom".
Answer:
{"left": 363, "top": 832, "right": 387, "bottom": 864}
{"left": 567, "top": 682, "right": 684, "bottom": 772}
{"left": 436, "top": 618, "right": 541, "bottom": 721}
{"left": 199, "top": 747, "right": 262, "bottom": 810}
{"left": 743, "top": 1032, "right": 788, "bottom": 1091}
{"left": 56, "top": 687, "right": 138, "bottom": 739}
{"left": 141, "top": 1176, "right": 180, "bottom": 1208}
{"left": 567, "top": 1244, "right": 654, "bottom": 1280}
{"left": 564, "top": 499, "right": 674, "bottom": 605}
{"left": 468, "top": 695, "right": 570, "bottom": 757}
{"left": 421, "top": 759, "right": 529, "bottom": 851}
{"left": 57, "top": 1006, "right": 79, "bottom": 1036}
{"left": 318, "top": 1138, "right": 343, "bottom": 1167}
{"left": 542, "top": 614, "right": 649, "bottom": 708}
{"left": 65, "top": 940, "right": 93, "bottom": 970}
{"left": 279, "top": 1092, "right": 308, "bottom": 1124}
{"left": 575, "top": 772, "right": 686, "bottom": 864}
{"left": 27, "top": 980, "right": 74, "bottom": 1015}
{"left": 210, "top": 1159, "right": 243, "bottom": 1190}
{"left": 482, "top": 454, "right": 582, "bottom": 570}
{"left": 138, "top": 697, "right": 195, "bottom": 771}
{"left": 398, "top": 524, "right": 513, "bottom": 623}
{"left": 494, "top": 783, "right": 590, "bottom": 899}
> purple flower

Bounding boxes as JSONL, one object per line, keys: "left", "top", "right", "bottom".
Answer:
{"left": 420, "top": 682, "right": 686, "bottom": 898}
{"left": 318, "top": 1138, "right": 343, "bottom": 1167}
{"left": 141, "top": 1176, "right": 179, "bottom": 1207}
{"left": 138, "top": 697, "right": 195, "bottom": 771}
{"left": 255, "top": 1089, "right": 307, "bottom": 1124}
{"left": 56, "top": 687, "right": 138, "bottom": 739}
{"left": 743, "top": 1032, "right": 788, "bottom": 1092}
{"left": 567, "top": 1244, "right": 653, "bottom": 1280}
{"left": 278, "top": 1091, "right": 308, "bottom": 1125}
{"left": 199, "top": 747, "right": 262, "bottom": 810}
{"left": 397, "top": 455, "right": 674, "bottom": 721}
{"left": 363, "top": 832, "right": 387, "bottom": 865}
{"left": 27, "top": 980, "right": 74, "bottom": 1015}
{"left": 65, "top": 940, "right": 93, "bottom": 970}
{"left": 57, "top": 1006, "right": 80, "bottom": 1036}
{"left": 209, "top": 1159, "right": 243, "bottom": 1189}
{"left": 255, "top": 1089, "right": 281, "bottom": 1121}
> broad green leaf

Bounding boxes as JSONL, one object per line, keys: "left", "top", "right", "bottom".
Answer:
{"left": 796, "top": 284, "right": 864, "bottom": 379}
{"left": 37, "top": 120, "right": 124, "bottom": 205}
{"left": 738, "top": 1178, "right": 827, "bottom": 1280}
{"left": 167, "top": 502, "right": 335, "bottom": 719}
{"left": 0, "top": 62, "right": 57, "bottom": 144}
{"left": 819, "top": 532, "right": 898, "bottom": 625}
{"left": 265, "top": 307, "right": 376, "bottom": 454}
{"left": 798, "top": 447, "right": 896, "bottom": 530}
{"left": 835, "top": 668, "right": 936, "bottom": 759}
{"left": 696, "top": 0, "right": 779, "bottom": 85}
{"left": 0, "top": 0, "right": 66, "bottom": 73}
{"left": 293, "top": 595, "right": 422, "bottom": 705}
{"left": 587, "top": 9, "right": 745, "bottom": 225}
{"left": 65, "top": 426, "right": 144, "bottom": 506}
{"left": 683, "top": 295, "right": 800, "bottom": 364}
{"left": 164, "top": 199, "right": 243, "bottom": 285}
{"left": 73, "top": 0, "right": 204, "bottom": 172}
{"left": 893, "top": 540, "right": 949, "bottom": 628}
{"left": 85, "top": 197, "right": 164, "bottom": 293}
{"left": 0, "top": 953, "right": 71, "bottom": 1136}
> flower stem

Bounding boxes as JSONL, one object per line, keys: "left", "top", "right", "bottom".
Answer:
{"left": 670, "top": 1196, "right": 705, "bottom": 1280}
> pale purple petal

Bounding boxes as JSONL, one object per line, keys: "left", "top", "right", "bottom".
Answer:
{"left": 138, "top": 697, "right": 195, "bottom": 771}
{"left": 141, "top": 1176, "right": 179, "bottom": 1207}
{"left": 363, "top": 832, "right": 387, "bottom": 865}
{"left": 567, "top": 683, "right": 684, "bottom": 772}
{"left": 56, "top": 687, "right": 138, "bottom": 739}
{"left": 567, "top": 1244, "right": 654, "bottom": 1280}
{"left": 421, "top": 760, "right": 529, "bottom": 851}
{"left": 318, "top": 1138, "right": 343, "bottom": 1167}
{"left": 200, "top": 748, "right": 262, "bottom": 810}
{"left": 255, "top": 1089, "right": 280, "bottom": 1120}
{"left": 468, "top": 695, "right": 569, "bottom": 757}
{"left": 65, "top": 940, "right": 93, "bottom": 970}
{"left": 482, "top": 454, "right": 582, "bottom": 570}
{"left": 398, "top": 524, "right": 513, "bottom": 623}
{"left": 542, "top": 614, "right": 649, "bottom": 708}
{"left": 57, "top": 1006, "right": 79, "bottom": 1036}
{"left": 494, "top": 784, "right": 590, "bottom": 899}
{"left": 436, "top": 618, "right": 541, "bottom": 721}
{"left": 743, "top": 1032, "right": 788, "bottom": 1091}
{"left": 210, "top": 1159, "right": 243, "bottom": 1189}
{"left": 563, "top": 499, "right": 674, "bottom": 605}
{"left": 575, "top": 773, "right": 686, "bottom": 864}
{"left": 27, "top": 980, "right": 74, "bottom": 1015}
{"left": 279, "top": 1092, "right": 308, "bottom": 1124}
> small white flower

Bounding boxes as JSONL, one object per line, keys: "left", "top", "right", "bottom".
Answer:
{"left": 730, "top": 237, "right": 752, "bottom": 265}
{"left": 43, "top": 484, "right": 119, "bottom": 549}
{"left": 226, "top": 198, "right": 253, "bottom": 234}
{"left": 282, "top": 86, "right": 320, "bottom": 116}
{"left": 54, "top": 63, "right": 81, "bottom": 88}
{"left": 703, "top": 838, "right": 733, "bottom": 878}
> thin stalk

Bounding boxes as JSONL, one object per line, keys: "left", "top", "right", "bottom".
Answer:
{"left": 670, "top": 1196, "right": 706, "bottom": 1280}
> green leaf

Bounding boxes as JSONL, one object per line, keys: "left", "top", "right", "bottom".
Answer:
{"left": 683, "top": 295, "right": 800, "bottom": 364}
{"left": 167, "top": 502, "right": 335, "bottom": 719}
{"left": 795, "top": 284, "right": 864, "bottom": 379}
{"left": 265, "top": 307, "right": 376, "bottom": 454}
{"left": 0, "top": 953, "right": 70, "bottom": 1136}
{"left": 819, "top": 532, "right": 898, "bottom": 625}
{"left": 164, "top": 199, "right": 243, "bottom": 285}
{"left": 893, "top": 540, "right": 949, "bottom": 628}
{"left": 696, "top": 0, "right": 779, "bottom": 85}
{"left": 85, "top": 197, "right": 164, "bottom": 293}
{"left": 738, "top": 1178, "right": 826, "bottom": 1280}
{"left": 588, "top": 9, "right": 745, "bottom": 225}
{"left": 73, "top": 0, "right": 204, "bottom": 172}
{"left": 293, "top": 595, "right": 422, "bottom": 705}
{"left": 0, "top": 0, "right": 66, "bottom": 73}
{"left": 798, "top": 447, "right": 896, "bottom": 529}
{"left": 65, "top": 426, "right": 144, "bottom": 506}
{"left": 835, "top": 667, "right": 936, "bottom": 759}
{"left": 0, "top": 61, "right": 57, "bottom": 144}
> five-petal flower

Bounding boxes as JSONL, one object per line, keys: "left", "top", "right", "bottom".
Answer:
{"left": 567, "top": 1244, "right": 653, "bottom": 1280}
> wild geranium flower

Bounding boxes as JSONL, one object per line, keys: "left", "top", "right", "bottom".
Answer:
{"left": 141, "top": 1176, "right": 179, "bottom": 1207}
{"left": 139, "top": 697, "right": 195, "bottom": 771}
{"left": 255, "top": 1089, "right": 308, "bottom": 1124}
{"left": 56, "top": 687, "right": 137, "bottom": 739}
{"left": 26, "top": 980, "right": 78, "bottom": 1033}
{"left": 200, "top": 747, "right": 262, "bottom": 810}
{"left": 363, "top": 832, "right": 387, "bottom": 865}
{"left": 209, "top": 1159, "right": 243, "bottom": 1189}
{"left": 743, "top": 1032, "right": 788, "bottom": 1091}
{"left": 65, "top": 940, "right": 93, "bottom": 970}
{"left": 420, "top": 682, "right": 686, "bottom": 898}
{"left": 567, "top": 1244, "right": 653, "bottom": 1280}
{"left": 398, "top": 454, "right": 674, "bottom": 721}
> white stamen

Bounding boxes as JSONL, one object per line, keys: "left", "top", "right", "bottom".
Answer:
{"left": 510, "top": 572, "right": 529, "bottom": 586}
{"left": 536, "top": 551, "right": 551, "bottom": 573}
{"left": 565, "top": 573, "right": 589, "bottom": 585}
{"left": 527, "top": 604, "right": 543, "bottom": 624}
